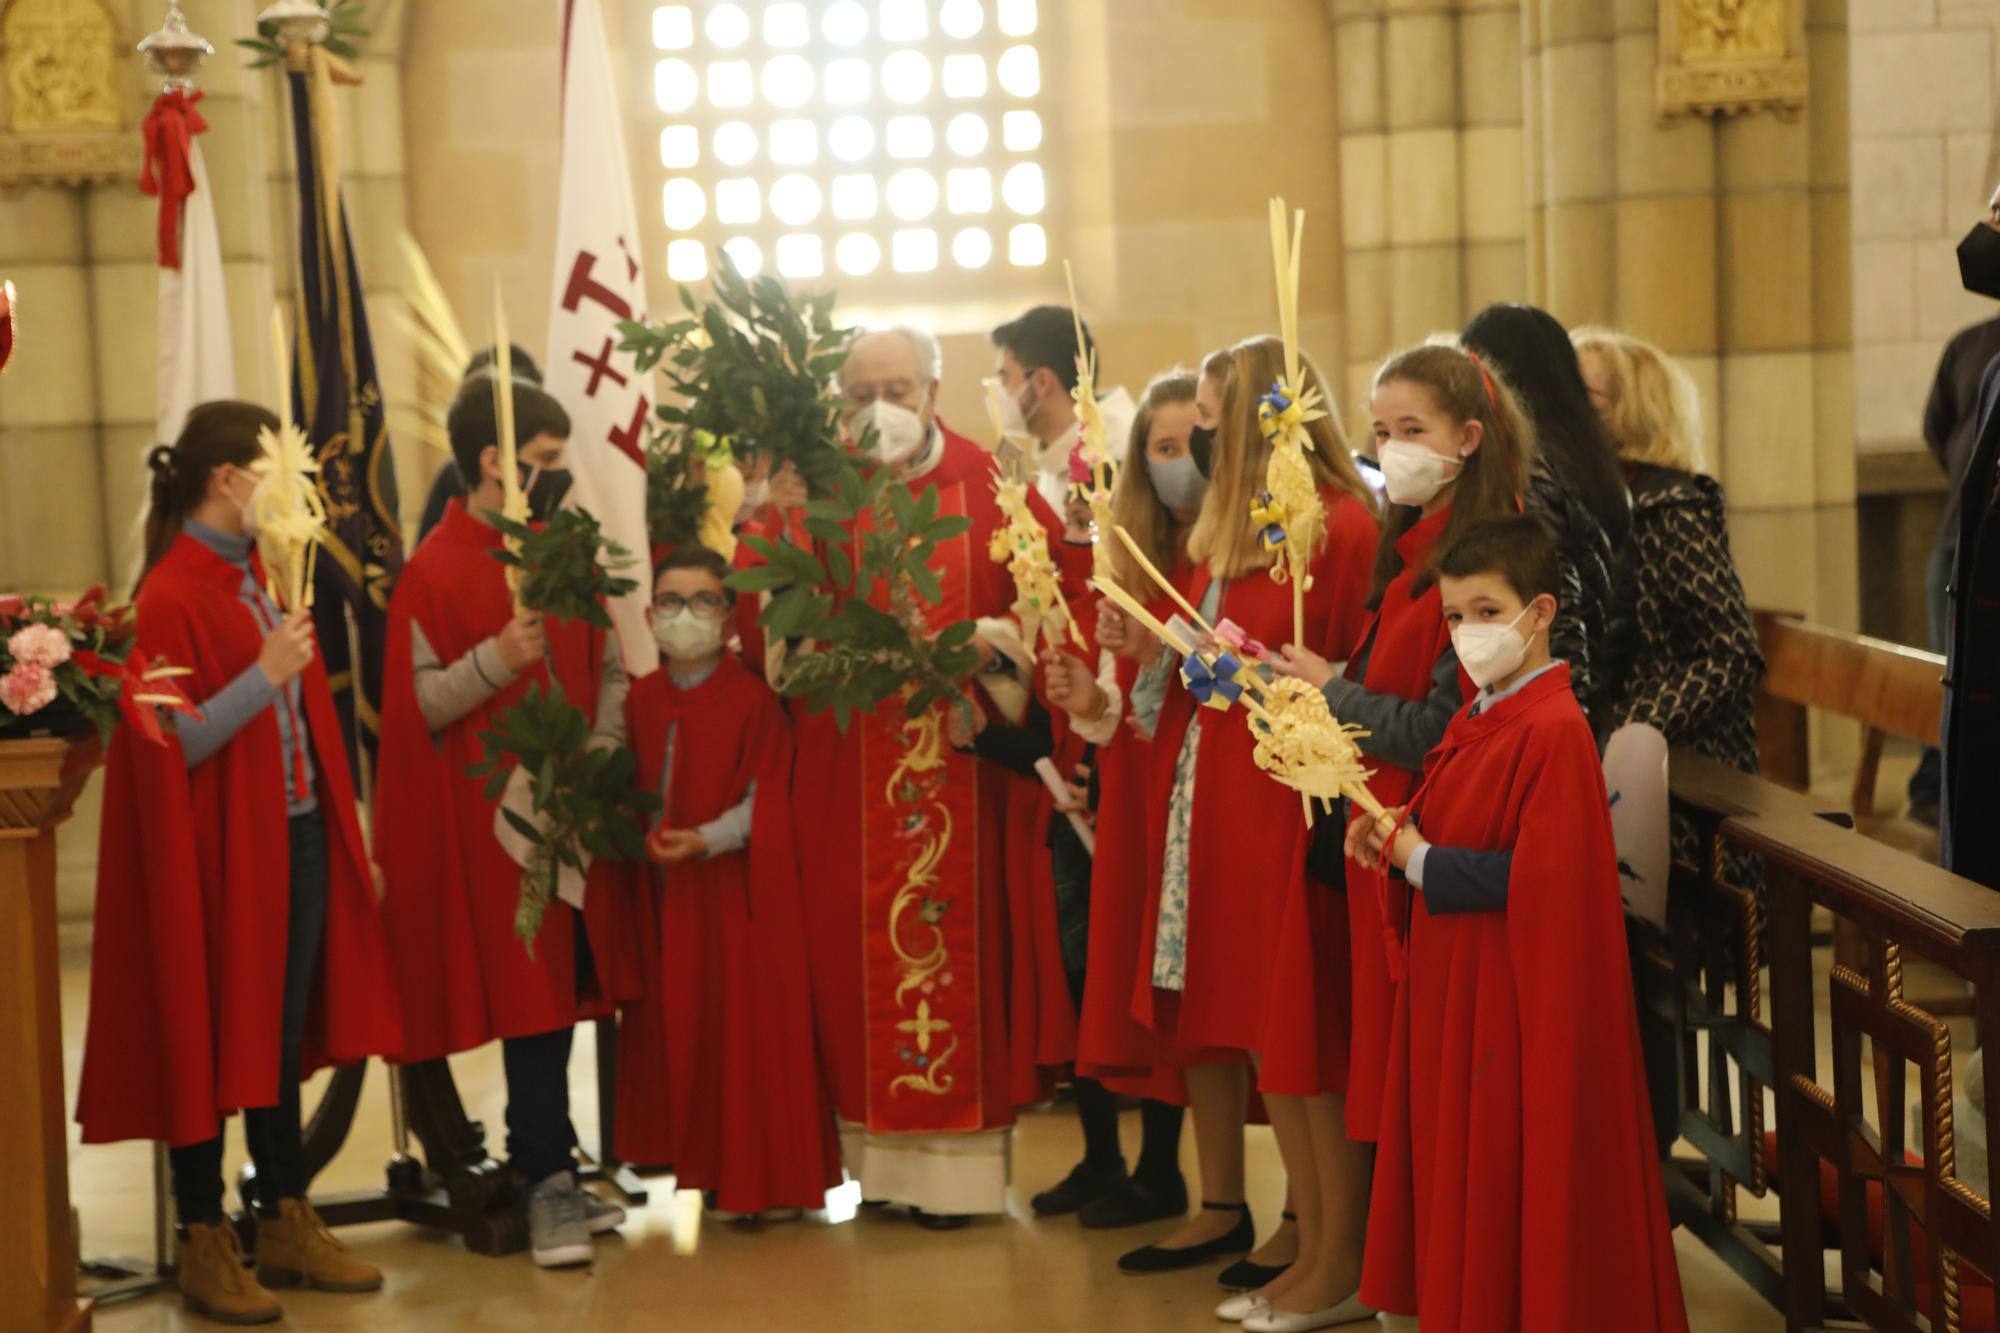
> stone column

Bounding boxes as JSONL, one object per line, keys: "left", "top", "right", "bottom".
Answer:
{"left": 1333, "top": 0, "right": 1524, "bottom": 439}
{"left": 0, "top": 187, "right": 104, "bottom": 593}
{"left": 1522, "top": 0, "right": 1855, "bottom": 633}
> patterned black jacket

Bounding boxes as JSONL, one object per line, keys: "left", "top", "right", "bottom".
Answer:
{"left": 1612, "top": 464, "right": 1763, "bottom": 773}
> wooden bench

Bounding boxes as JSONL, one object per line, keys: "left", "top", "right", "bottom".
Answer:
{"left": 1752, "top": 611, "right": 1957, "bottom": 1013}
{"left": 1753, "top": 610, "right": 1945, "bottom": 856}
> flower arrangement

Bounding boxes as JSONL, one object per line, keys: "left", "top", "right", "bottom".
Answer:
{"left": 0, "top": 587, "right": 198, "bottom": 743}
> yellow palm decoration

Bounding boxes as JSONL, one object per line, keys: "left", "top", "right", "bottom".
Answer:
{"left": 1255, "top": 197, "right": 1328, "bottom": 649}
{"left": 251, "top": 308, "right": 327, "bottom": 612}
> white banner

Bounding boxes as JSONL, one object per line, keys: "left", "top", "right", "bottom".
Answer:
{"left": 157, "top": 140, "right": 235, "bottom": 446}
{"left": 545, "top": 0, "right": 660, "bottom": 678}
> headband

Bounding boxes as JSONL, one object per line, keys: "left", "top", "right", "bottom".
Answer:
{"left": 1463, "top": 349, "right": 1499, "bottom": 410}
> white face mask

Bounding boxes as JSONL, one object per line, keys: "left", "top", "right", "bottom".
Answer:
{"left": 734, "top": 477, "right": 769, "bottom": 525}
{"left": 1377, "top": 440, "right": 1463, "bottom": 508}
{"left": 652, "top": 608, "right": 725, "bottom": 662}
{"left": 854, "top": 400, "right": 928, "bottom": 466}
{"left": 983, "top": 377, "right": 1035, "bottom": 445}
{"left": 232, "top": 467, "right": 265, "bottom": 540}
{"left": 1452, "top": 603, "right": 1539, "bottom": 690}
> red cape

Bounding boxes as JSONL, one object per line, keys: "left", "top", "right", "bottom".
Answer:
{"left": 794, "top": 422, "right": 1064, "bottom": 1133}
{"left": 1073, "top": 580, "right": 1187, "bottom": 1104}
{"left": 611, "top": 655, "right": 841, "bottom": 1212}
{"left": 76, "top": 534, "right": 400, "bottom": 1147}
{"left": 374, "top": 500, "right": 640, "bottom": 1061}
{"left": 1361, "top": 664, "right": 1686, "bottom": 1332}
{"left": 1341, "top": 507, "right": 1469, "bottom": 1141}
{"left": 1135, "top": 490, "right": 1378, "bottom": 1096}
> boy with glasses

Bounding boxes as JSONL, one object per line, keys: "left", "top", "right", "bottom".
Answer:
{"left": 610, "top": 547, "right": 840, "bottom": 1220}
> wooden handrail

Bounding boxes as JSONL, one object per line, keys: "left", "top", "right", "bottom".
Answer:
{"left": 1730, "top": 812, "right": 2000, "bottom": 955}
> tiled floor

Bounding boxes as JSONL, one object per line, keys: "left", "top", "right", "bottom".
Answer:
{"left": 56, "top": 941, "right": 1786, "bottom": 1332}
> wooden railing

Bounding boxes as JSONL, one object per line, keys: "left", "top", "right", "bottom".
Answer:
{"left": 1653, "top": 750, "right": 2000, "bottom": 1332}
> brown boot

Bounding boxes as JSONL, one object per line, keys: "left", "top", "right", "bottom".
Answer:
{"left": 179, "top": 1220, "right": 282, "bottom": 1325}
{"left": 255, "top": 1197, "right": 384, "bottom": 1293}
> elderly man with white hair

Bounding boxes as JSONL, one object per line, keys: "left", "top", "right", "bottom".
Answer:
{"left": 772, "top": 322, "right": 1070, "bottom": 1230}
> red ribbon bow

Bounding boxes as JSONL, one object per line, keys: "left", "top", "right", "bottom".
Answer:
{"left": 140, "top": 89, "right": 209, "bottom": 270}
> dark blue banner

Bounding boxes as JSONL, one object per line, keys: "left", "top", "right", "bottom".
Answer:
{"left": 287, "top": 66, "right": 402, "bottom": 776}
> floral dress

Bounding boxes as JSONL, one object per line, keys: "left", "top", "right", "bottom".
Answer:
{"left": 1133, "top": 580, "right": 1225, "bottom": 991}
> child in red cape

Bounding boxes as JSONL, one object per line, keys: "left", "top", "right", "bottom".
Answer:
{"left": 374, "top": 375, "right": 638, "bottom": 1269}
{"left": 1348, "top": 515, "right": 1688, "bottom": 1333}
{"left": 1039, "top": 370, "right": 1208, "bottom": 1233}
{"left": 612, "top": 546, "right": 840, "bottom": 1219}
{"left": 1271, "top": 344, "right": 1529, "bottom": 1154}
{"left": 76, "top": 401, "right": 399, "bottom": 1325}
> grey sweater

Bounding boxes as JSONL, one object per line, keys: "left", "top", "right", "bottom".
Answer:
{"left": 177, "top": 522, "right": 318, "bottom": 816}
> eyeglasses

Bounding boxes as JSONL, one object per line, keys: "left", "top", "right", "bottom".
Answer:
{"left": 654, "top": 591, "right": 730, "bottom": 618}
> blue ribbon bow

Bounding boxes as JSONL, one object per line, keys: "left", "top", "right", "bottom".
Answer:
{"left": 1180, "top": 651, "right": 1245, "bottom": 709}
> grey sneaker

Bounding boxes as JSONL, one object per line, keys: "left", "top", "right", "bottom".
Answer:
{"left": 527, "top": 1171, "right": 592, "bottom": 1268}
{"left": 580, "top": 1188, "right": 626, "bottom": 1235}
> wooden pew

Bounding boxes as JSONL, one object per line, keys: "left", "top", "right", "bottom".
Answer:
{"left": 1730, "top": 811, "right": 2000, "bottom": 1332}
{"left": 1753, "top": 610, "right": 1945, "bottom": 855}
{"left": 1651, "top": 756, "right": 2000, "bottom": 1330}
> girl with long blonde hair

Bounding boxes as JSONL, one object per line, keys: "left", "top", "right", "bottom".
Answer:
{"left": 1105, "top": 337, "right": 1379, "bottom": 1318}
{"left": 1039, "top": 370, "right": 1204, "bottom": 1228}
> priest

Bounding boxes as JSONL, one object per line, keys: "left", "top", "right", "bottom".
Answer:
{"left": 775, "top": 325, "right": 1066, "bottom": 1228}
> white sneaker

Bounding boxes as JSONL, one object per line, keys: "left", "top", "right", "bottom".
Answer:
{"left": 1217, "top": 1292, "right": 1271, "bottom": 1322}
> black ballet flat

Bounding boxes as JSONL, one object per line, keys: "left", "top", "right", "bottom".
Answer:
{"left": 1217, "top": 1210, "right": 1298, "bottom": 1290}
{"left": 1078, "top": 1174, "right": 1188, "bottom": 1230}
{"left": 1116, "top": 1200, "right": 1254, "bottom": 1275}
{"left": 911, "top": 1208, "right": 972, "bottom": 1231}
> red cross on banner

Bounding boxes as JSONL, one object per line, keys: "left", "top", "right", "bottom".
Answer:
{"left": 546, "top": 0, "right": 659, "bottom": 678}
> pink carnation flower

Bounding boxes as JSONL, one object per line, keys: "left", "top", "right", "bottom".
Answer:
{"left": 0, "top": 662, "right": 56, "bottom": 716}
{"left": 8, "top": 623, "right": 71, "bottom": 669}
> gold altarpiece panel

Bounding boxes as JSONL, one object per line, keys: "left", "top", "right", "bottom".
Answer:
{"left": 1658, "top": 0, "right": 1808, "bottom": 121}
{"left": 0, "top": 0, "right": 140, "bottom": 185}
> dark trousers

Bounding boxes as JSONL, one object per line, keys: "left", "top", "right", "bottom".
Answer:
{"left": 502, "top": 1025, "right": 578, "bottom": 1186}
{"left": 1909, "top": 544, "right": 1954, "bottom": 810}
{"left": 500, "top": 919, "right": 595, "bottom": 1187}
{"left": 170, "top": 810, "right": 329, "bottom": 1225}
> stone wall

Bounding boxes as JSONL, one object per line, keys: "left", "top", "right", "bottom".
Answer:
{"left": 400, "top": 0, "right": 1346, "bottom": 443}
{"left": 1850, "top": 0, "right": 2000, "bottom": 455}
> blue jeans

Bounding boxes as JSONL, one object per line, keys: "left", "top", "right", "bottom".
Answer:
{"left": 1908, "top": 545, "right": 1954, "bottom": 807}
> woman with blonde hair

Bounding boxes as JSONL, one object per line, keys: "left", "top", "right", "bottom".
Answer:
{"left": 1104, "top": 336, "right": 1378, "bottom": 1330}
{"left": 1039, "top": 369, "right": 1204, "bottom": 1229}
{"left": 1570, "top": 328, "right": 1761, "bottom": 784}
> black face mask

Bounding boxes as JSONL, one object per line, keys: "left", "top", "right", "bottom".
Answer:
{"left": 1959, "top": 221, "right": 2000, "bottom": 299}
{"left": 520, "top": 464, "right": 573, "bottom": 522}
{"left": 1188, "top": 423, "right": 1216, "bottom": 478}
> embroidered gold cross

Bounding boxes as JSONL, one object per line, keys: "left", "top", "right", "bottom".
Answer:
{"left": 897, "top": 1000, "right": 952, "bottom": 1054}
